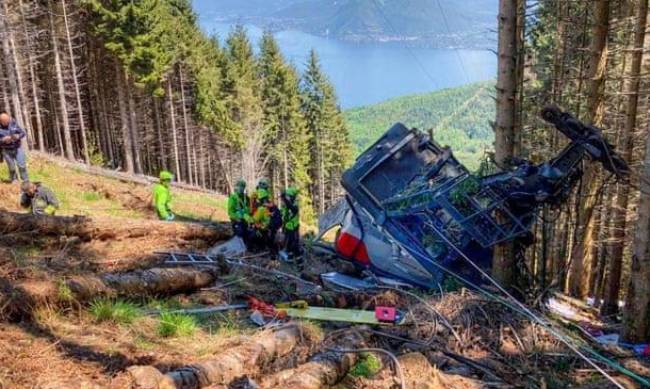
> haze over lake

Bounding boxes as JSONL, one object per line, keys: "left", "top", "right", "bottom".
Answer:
{"left": 201, "top": 21, "right": 497, "bottom": 109}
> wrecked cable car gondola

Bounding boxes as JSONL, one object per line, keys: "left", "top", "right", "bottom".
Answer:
{"left": 319, "top": 105, "right": 629, "bottom": 289}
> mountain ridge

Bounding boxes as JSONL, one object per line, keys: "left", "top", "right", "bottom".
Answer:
{"left": 194, "top": 0, "right": 497, "bottom": 49}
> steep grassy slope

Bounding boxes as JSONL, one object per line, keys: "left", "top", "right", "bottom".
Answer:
{"left": 0, "top": 154, "right": 227, "bottom": 221}
{"left": 345, "top": 81, "right": 495, "bottom": 170}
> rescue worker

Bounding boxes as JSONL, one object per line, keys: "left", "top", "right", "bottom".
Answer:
{"left": 20, "top": 181, "right": 59, "bottom": 215}
{"left": 0, "top": 112, "right": 28, "bottom": 183}
{"left": 153, "top": 170, "right": 175, "bottom": 221}
{"left": 251, "top": 187, "right": 281, "bottom": 259}
{"left": 228, "top": 179, "right": 252, "bottom": 240}
{"left": 281, "top": 187, "right": 301, "bottom": 260}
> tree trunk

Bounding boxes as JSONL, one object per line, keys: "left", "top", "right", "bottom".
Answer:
{"left": 492, "top": 0, "right": 522, "bottom": 288}
{"left": 622, "top": 118, "right": 650, "bottom": 342}
{"left": 178, "top": 67, "right": 194, "bottom": 185}
{"left": 127, "top": 325, "right": 308, "bottom": 388}
{"left": 61, "top": 0, "right": 88, "bottom": 163}
{"left": 18, "top": 0, "right": 44, "bottom": 151}
{"left": 566, "top": 0, "right": 611, "bottom": 299}
{"left": 167, "top": 79, "right": 182, "bottom": 182}
{"left": 48, "top": 0, "right": 74, "bottom": 161}
{"left": 0, "top": 0, "right": 27, "bottom": 131}
{"left": 0, "top": 267, "right": 222, "bottom": 318}
{"left": 602, "top": 0, "right": 648, "bottom": 316}
{"left": 116, "top": 63, "right": 134, "bottom": 173}
{"left": 126, "top": 74, "right": 142, "bottom": 173}
{"left": 152, "top": 97, "right": 166, "bottom": 170}
{"left": 258, "top": 333, "right": 364, "bottom": 388}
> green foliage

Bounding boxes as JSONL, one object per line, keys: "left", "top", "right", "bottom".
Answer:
{"left": 349, "top": 353, "right": 383, "bottom": 378}
{"left": 449, "top": 175, "right": 481, "bottom": 207}
{"left": 83, "top": 0, "right": 189, "bottom": 91}
{"left": 301, "top": 50, "right": 354, "bottom": 210}
{"left": 221, "top": 25, "right": 264, "bottom": 150}
{"left": 157, "top": 312, "right": 197, "bottom": 337}
{"left": 345, "top": 82, "right": 495, "bottom": 171}
{"left": 84, "top": 2, "right": 352, "bottom": 204}
{"left": 90, "top": 299, "right": 141, "bottom": 324}
{"left": 258, "top": 32, "right": 315, "bottom": 220}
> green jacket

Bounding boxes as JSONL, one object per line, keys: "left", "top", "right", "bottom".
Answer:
{"left": 153, "top": 183, "right": 172, "bottom": 220}
{"left": 281, "top": 199, "right": 299, "bottom": 231}
{"left": 21, "top": 184, "right": 59, "bottom": 215}
{"left": 228, "top": 192, "right": 250, "bottom": 222}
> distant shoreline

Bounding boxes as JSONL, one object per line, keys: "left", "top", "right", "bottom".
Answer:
{"left": 201, "top": 16, "right": 496, "bottom": 51}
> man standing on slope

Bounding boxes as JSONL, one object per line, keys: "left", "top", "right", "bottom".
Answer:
{"left": 228, "top": 179, "right": 252, "bottom": 242}
{"left": 0, "top": 112, "right": 28, "bottom": 183}
{"left": 153, "top": 170, "right": 175, "bottom": 221}
{"left": 20, "top": 181, "right": 59, "bottom": 215}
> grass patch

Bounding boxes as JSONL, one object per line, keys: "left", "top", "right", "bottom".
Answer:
{"left": 134, "top": 336, "right": 156, "bottom": 351}
{"left": 81, "top": 191, "right": 102, "bottom": 202}
{"left": 89, "top": 299, "right": 140, "bottom": 324}
{"left": 349, "top": 353, "right": 382, "bottom": 378}
{"left": 57, "top": 282, "right": 75, "bottom": 303}
{"left": 158, "top": 312, "right": 197, "bottom": 338}
{"left": 145, "top": 297, "right": 184, "bottom": 311}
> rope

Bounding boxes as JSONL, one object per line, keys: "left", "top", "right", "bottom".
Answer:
{"left": 424, "top": 222, "right": 637, "bottom": 388}
{"left": 365, "top": 328, "right": 509, "bottom": 384}
{"left": 373, "top": 285, "right": 463, "bottom": 346}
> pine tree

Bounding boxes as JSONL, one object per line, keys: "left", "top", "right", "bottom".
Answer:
{"left": 302, "top": 50, "right": 337, "bottom": 214}
{"left": 222, "top": 25, "right": 265, "bottom": 187}
{"left": 258, "top": 32, "right": 314, "bottom": 218}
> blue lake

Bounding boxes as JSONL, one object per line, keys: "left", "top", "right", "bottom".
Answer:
{"left": 202, "top": 21, "right": 497, "bottom": 109}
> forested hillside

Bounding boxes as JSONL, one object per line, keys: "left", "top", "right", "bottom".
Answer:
{"left": 0, "top": 0, "right": 353, "bottom": 218}
{"left": 345, "top": 82, "right": 494, "bottom": 170}
{"left": 492, "top": 0, "right": 650, "bottom": 342}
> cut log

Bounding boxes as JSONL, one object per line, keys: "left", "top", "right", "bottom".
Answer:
{"left": 0, "top": 267, "right": 223, "bottom": 318}
{"left": 66, "top": 266, "right": 223, "bottom": 301}
{"left": 258, "top": 333, "right": 365, "bottom": 389}
{"left": 0, "top": 211, "right": 231, "bottom": 243}
{"left": 127, "top": 324, "right": 307, "bottom": 389}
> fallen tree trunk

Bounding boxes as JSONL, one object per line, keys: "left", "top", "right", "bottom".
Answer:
{"left": 0, "top": 211, "right": 231, "bottom": 243}
{"left": 258, "top": 333, "right": 365, "bottom": 389}
{"left": 0, "top": 266, "right": 223, "bottom": 318}
{"left": 66, "top": 266, "right": 223, "bottom": 301}
{"left": 127, "top": 324, "right": 307, "bottom": 388}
